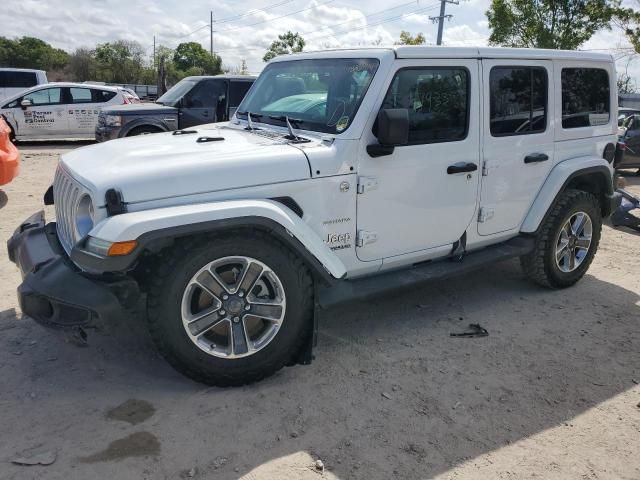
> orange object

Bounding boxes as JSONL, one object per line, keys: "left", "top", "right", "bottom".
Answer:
{"left": 0, "top": 117, "right": 19, "bottom": 186}
{"left": 107, "top": 240, "right": 138, "bottom": 256}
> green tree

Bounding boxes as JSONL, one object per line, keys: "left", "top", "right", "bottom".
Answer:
{"left": 613, "top": 1, "right": 640, "bottom": 53}
{"left": 486, "top": 0, "right": 618, "bottom": 49}
{"left": 0, "top": 36, "right": 68, "bottom": 70}
{"left": 95, "top": 40, "right": 146, "bottom": 83}
{"left": 263, "top": 31, "right": 305, "bottom": 62}
{"left": 397, "top": 31, "right": 426, "bottom": 45}
{"left": 68, "top": 48, "right": 97, "bottom": 82}
{"left": 173, "top": 42, "right": 222, "bottom": 74}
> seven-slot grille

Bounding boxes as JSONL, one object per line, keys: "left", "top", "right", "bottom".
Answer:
{"left": 53, "top": 166, "right": 86, "bottom": 254}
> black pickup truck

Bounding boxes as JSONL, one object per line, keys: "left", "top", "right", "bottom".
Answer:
{"left": 95, "top": 75, "right": 255, "bottom": 142}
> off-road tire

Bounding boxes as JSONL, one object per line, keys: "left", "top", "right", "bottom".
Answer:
{"left": 146, "top": 231, "right": 314, "bottom": 386}
{"left": 520, "top": 189, "right": 602, "bottom": 289}
{"left": 127, "top": 126, "right": 162, "bottom": 136}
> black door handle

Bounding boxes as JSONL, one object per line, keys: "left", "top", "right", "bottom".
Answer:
{"left": 447, "top": 162, "right": 478, "bottom": 174}
{"left": 524, "top": 153, "right": 549, "bottom": 164}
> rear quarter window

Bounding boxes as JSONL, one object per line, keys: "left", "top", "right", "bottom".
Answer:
{"left": 0, "top": 71, "right": 38, "bottom": 88}
{"left": 561, "top": 68, "right": 610, "bottom": 129}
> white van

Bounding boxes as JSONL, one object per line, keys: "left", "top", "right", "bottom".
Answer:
{"left": 0, "top": 68, "right": 48, "bottom": 102}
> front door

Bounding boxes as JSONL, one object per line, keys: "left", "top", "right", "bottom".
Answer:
{"left": 16, "top": 86, "right": 68, "bottom": 138}
{"left": 356, "top": 59, "right": 481, "bottom": 262}
{"left": 478, "top": 60, "right": 555, "bottom": 235}
{"left": 179, "top": 79, "right": 227, "bottom": 128}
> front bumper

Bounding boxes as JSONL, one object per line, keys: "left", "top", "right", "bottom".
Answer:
{"left": 7, "top": 211, "right": 129, "bottom": 328}
{"left": 94, "top": 125, "right": 121, "bottom": 143}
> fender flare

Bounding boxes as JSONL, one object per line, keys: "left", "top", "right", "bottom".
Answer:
{"left": 119, "top": 118, "right": 173, "bottom": 137}
{"left": 521, "top": 157, "right": 614, "bottom": 233}
{"left": 72, "top": 199, "right": 347, "bottom": 284}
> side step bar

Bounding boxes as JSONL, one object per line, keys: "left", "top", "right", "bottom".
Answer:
{"left": 317, "top": 236, "right": 534, "bottom": 309}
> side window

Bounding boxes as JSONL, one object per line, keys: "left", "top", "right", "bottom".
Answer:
{"left": 186, "top": 80, "right": 226, "bottom": 108}
{"left": 93, "top": 89, "right": 117, "bottom": 103}
{"left": 561, "top": 68, "right": 610, "bottom": 129}
{"left": 380, "top": 67, "right": 469, "bottom": 144}
{"left": 23, "top": 87, "right": 62, "bottom": 106}
{"left": 69, "top": 88, "right": 93, "bottom": 103}
{"left": 229, "top": 82, "right": 252, "bottom": 107}
{"left": 489, "top": 67, "right": 547, "bottom": 136}
{"left": 0, "top": 71, "right": 38, "bottom": 88}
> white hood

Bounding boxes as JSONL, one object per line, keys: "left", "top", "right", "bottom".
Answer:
{"left": 60, "top": 125, "right": 312, "bottom": 205}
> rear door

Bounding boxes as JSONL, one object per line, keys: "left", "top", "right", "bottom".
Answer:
{"left": 478, "top": 60, "right": 554, "bottom": 236}
{"left": 621, "top": 115, "right": 640, "bottom": 167}
{"left": 67, "top": 87, "right": 116, "bottom": 136}
{"left": 179, "top": 79, "right": 227, "bottom": 127}
{"left": 15, "top": 86, "right": 68, "bottom": 138}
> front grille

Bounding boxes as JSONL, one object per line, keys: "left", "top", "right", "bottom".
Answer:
{"left": 53, "top": 166, "right": 87, "bottom": 254}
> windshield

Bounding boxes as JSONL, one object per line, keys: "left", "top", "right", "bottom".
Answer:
{"left": 156, "top": 78, "right": 198, "bottom": 105}
{"left": 237, "top": 58, "right": 379, "bottom": 134}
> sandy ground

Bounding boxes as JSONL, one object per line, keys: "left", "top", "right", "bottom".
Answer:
{"left": 0, "top": 142, "right": 639, "bottom": 480}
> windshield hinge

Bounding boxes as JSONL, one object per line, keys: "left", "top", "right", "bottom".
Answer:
{"left": 357, "top": 177, "right": 379, "bottom": 194}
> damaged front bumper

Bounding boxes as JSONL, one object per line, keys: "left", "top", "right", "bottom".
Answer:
{"left": 7, "top": 211, "right": 137, "bottom": 328}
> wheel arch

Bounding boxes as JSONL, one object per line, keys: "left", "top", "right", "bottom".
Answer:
{"left": 73, "top": 199, "right": 347, "bottom": 285}
{"left": 521, "top": 157, "right": 614, "bottom": 234}
{"left": 120, "top": 119, "right": 171, "bottom": 137}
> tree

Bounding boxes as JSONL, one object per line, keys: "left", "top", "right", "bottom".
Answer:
{"left": 263, "top": 31, "right": 305, "bottom": 62}
{"left": 68, "top": 48, "right": 97, "bottom": 82}
{"left": 486, "top": 0, "right": 617, "bottom": 50}
{"left": 397, "top": 31, "right": 426, "bottom": 45}
{"left": 613, "top": 1, "right": 640, "bottom": 53}
{"left": 95, "top": 40, "right": 146, "bottom": 83}
{"left": 173, "top": 42, "right": 222, "bottom": 75}
{"left": 0, "top": 36, "right": 68, "bottom": 70}
{"left": 618, "top": 73, "right": 637, "bottom": 94}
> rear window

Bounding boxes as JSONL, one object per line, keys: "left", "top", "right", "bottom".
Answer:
{"left": 490, "top": 67, "right": 547, "bottom": 136}
{"left": 69, "top": 87, "right": 93, "bottom": 103}
{"left": 0, "top": 71, "right": 38, "bottom": 88}
{"left": 95, "top": 89, "right": 117, "bottom": 103}
{"left": 561, "top": 68, "right": 610, "bottom": 129}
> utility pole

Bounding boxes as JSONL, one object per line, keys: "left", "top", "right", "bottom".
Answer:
{"left": 210, "top": 11, "right": 214, "bottom": 57}
{"left": 430, "top": 0, "right": 459, "bottom": 46}
{"left": 153, "top": 35, "right": 156, "bottom": 71}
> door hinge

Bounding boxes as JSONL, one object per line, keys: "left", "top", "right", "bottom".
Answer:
{"left": 482, "top": 162, "right": 489, "bottom": 176}
{"left": 356, "top": 230, "right": 378, "bottom": 247}
{"left": 478, "top": 207, "right": 494, "bottom": 223}
{"left": 357, "top": 176, "right": 379, "bottom": 194}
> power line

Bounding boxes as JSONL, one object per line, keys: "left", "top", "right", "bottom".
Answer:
{"left": 213, "top": 0, "right": 296, "bottom": 25}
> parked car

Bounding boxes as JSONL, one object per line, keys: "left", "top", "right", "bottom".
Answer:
{"left": 616, "top": 114, "right": 640, "bottom": 173}
{"left": 8, "top": 47, "right": 619, "bottom": 387}
{"left": 0, "top": 83, "right": 127, "bottom": 141}
{"left": 618, "top": 107, "right": 640, "bottom": 126}
{"left": 95, "top": 75, "right": 255, "bottom": 141}
{"left": 0, "top": 68, "right": 48, "bottom": 103}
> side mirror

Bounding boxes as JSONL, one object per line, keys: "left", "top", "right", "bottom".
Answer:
{"left": 367, "top": 109, "right": 409, "bottom": 158}
{"left": 20, "top": 99, "right": 32, "bottom": 109}
{"left": 378, "top": 109, "right": 409, "bottom": 146}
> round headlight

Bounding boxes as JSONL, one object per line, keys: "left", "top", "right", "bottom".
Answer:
{"left": 75, "top": 194, "right": 94, "bottom": 238}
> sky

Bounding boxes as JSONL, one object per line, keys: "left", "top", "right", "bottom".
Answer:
{"left": 1, "top": 0, "right": 638, "bottom": 81}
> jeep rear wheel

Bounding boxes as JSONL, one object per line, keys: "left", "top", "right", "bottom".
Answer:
{"left": 521, "top": 189, "right": 602, "bottom": 288}
{"left": 146, "top": 232, "right": 313, "bottom": 386}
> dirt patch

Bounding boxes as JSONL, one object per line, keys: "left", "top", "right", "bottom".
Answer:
{"left": 79, "top": 432, "right": 160, "bottom": 463}
{"left": 105, "top": 399, "right": 155, "bottom": 425}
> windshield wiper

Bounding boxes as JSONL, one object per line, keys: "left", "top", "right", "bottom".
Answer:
{"left": 267, "top": 115, "right": 308, "bottom": 142}
{"left": 237, "top": 111, "right": 262, "bottom": 130}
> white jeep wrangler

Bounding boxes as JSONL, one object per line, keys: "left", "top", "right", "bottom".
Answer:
{"left": 8, "top": 47, "right": 620, "bottom": 386}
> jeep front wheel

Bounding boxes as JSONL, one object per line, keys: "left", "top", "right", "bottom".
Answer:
{"left": 521, "top": 189, "right": 602, "bottom": 288}
{"left": 146, "top": 232, "right": 313, "bottom": 386}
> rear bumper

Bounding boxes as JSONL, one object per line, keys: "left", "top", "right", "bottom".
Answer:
{"left": 7, "top": 211, "right": 134, "bottom": 328}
